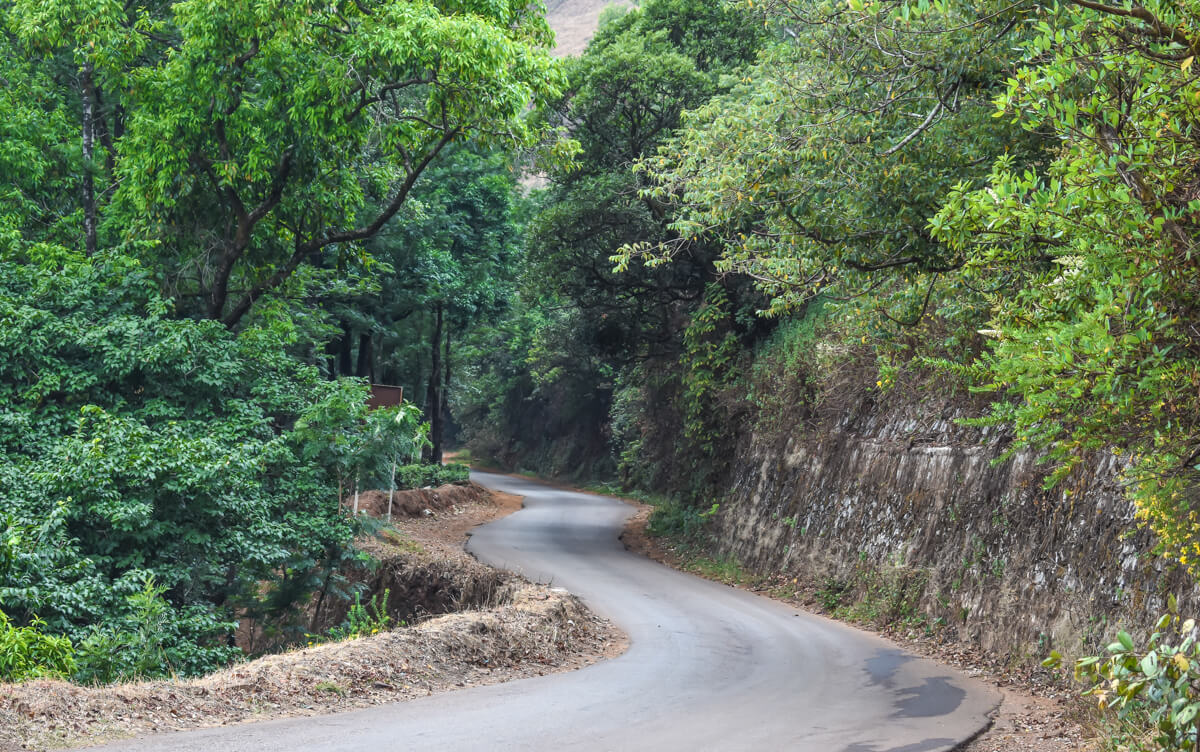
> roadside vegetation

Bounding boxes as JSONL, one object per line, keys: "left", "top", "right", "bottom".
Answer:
{"left": 1, "top": 495, "right": 617, "bottom": 751}
{"left": 4, "top": 0, "right": 1200, "bottom": 746}
{"left": 0, "top": 0, "right": 550, "bottom": 685}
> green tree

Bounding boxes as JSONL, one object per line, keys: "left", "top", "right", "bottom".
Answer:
{"left": 324, "top": 147, "right": 525, "bottom": 461}
{"left": 931, "top": 0, "right": 1200, "bottom": 569}
{"left": 5, "top": 0, "right": 565, "bottom": 326}
{"left": 0, "top": 239, "right": 422, "bottom": 673}
{"left": 0, "top": 30, "right": 80, "bottom": 245}
{"left": 618, "top": 0, "right": 1040, "bottom": 326}
{"left": 460, "top": 0, "right": 769, "bottom": 490}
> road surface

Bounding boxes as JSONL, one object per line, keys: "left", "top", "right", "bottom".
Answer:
{"left": 91, "top": 472, "right": 997, "bottom": 751}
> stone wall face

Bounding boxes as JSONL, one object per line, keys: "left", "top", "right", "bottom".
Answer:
{"left": 711, "top": 395, "right": 1196, "bottom": 656}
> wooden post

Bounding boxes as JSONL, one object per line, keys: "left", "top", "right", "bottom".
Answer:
{"left": 387, "top": 458, "right": 397, "bottom": 523}
{"left": 352, "top": 475, "right": 360, "bottom": 516}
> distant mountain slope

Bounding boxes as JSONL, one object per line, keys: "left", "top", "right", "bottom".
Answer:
{"left": 546, "top": 0, "right": 632, "bottom": 56}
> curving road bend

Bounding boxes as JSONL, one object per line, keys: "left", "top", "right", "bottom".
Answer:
{"left": 91, "top": 471, "right": 997, "bottom": 752}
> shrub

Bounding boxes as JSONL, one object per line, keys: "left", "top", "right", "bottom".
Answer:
{"left": 646, "top": 499, "right": 719, "bottom": 542}
{"left": 395, "top": 462, "right": 470, "bottom": 489}
{"left": 307, "top": 589, "right": 396, "bottom": 646}
{"left": 329, "top": 590, "right": 393, "bottom": 641}
{"left": 0, "top": 609, "right": 75, "bottom": 682}
{"left": 72, "top": 574, "right": 239, "bottom": 685}
{"left": 1050, "top": 597, "right": 1200, "bottom": 750}
{"left": 0, "top": 247, "right": 422, "bottom": 679}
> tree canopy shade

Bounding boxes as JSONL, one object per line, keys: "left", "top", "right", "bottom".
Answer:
{"left": 455, "top": 0, "right": 771, "bottom": 494}
{"left": 344, "top": 147, "right": 525, "bottom": 460}
{"left": 4, "top": 0, "right": 566, "bottom": 327}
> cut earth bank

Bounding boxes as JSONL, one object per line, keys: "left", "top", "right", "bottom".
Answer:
{"left": 0, "top": 484, "right": 622, "bottom": 752}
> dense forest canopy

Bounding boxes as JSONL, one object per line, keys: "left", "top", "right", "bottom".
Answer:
{"left": 2, "top": 0, "right": 1199, "bottom": 703}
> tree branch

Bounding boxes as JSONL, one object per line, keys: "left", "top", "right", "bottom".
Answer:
{"left": 881, "top": 93, "right": 946, "bottom": 157}
{"left": 220, "top": 128, "right": 460, "bottom": 328}
{"left": 1067, "top": 0, "right": 1200, "bottom": 54}
{"left": 345, "top": 74, "right": 436, "bottom": 122}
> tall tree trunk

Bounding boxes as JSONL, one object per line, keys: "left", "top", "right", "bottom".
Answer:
{"left": 80, "top": 62, "right": 98, "bottom": 256}
{"left": 93, "top": 86, "right": 118, "bottom": 174}
{"left": 356, "top": 332, "right": 373, "bottom": 380}
{"left": 310, "top": 567, "right": 335, "bottom": 633}
{"left": 425, "top": 302, "right": 444, "bottom": 464}
{"left": 337, "top": 322, "right": 353, "bottom": 376}
{"left": 443, "top": 322, "right": 452, "bottom": 452}
{"left": 324, "top": 337, "right": 340, "bottom": 380}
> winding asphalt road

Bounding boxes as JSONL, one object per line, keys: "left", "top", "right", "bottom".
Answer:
{"left": 92, "top": 472, "right": 997, "bottom": 751}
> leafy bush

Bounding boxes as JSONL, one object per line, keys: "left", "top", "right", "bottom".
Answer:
{"left": 646, "top": 499, "right": 719, "bottom": 542}
{"left": 929, "top": 6, "right": 1200, "bottom": 571}
{"left": 0, "top": 246, "right": 425, "bottom": 678}
{"left": 329, "top": 590, "right": 394, "bottom": 641}
{"left": 305, "top": 589, "right": 396, "bottom": 647}
{"left": 817, "top": 577, "right": 850, "bottom": 612}
{"left": 72, "top": 575, "right": 239, "bottom": 685}
{"left": 1049, "top": 598, "right": 1200, "bottom": 750}
{"left": 836, "top": 566, "right": 927, "bottom": 628}
{"left": 0, "top": 609, "right": 76, "bottom": 682}
{"left": 395, "top": 462, "right": 470, "bottom": 489}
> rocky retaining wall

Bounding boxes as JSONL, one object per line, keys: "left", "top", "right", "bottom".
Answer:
{"left": 712, "top": 394, "right": 1197, "bottom": 658}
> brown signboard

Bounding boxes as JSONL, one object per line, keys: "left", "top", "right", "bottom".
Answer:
{"left": 367, "top": 384, "right": 404, "bottom": 410}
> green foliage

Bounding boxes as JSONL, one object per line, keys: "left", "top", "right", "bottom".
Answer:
{"left": 0, "top": 610, "right": 76, "bottom": 683}
{"left": 640, "top": 494, "right": 752, "bottom": 585}
{"left": 8, "top": 0, "right": 1200, "bottom": 700}
{"left": 682, "top": 552, "right": 753, "bottom": 586}
{"left": 620, "top": 0, "right": 767, "bottom": 74}
{"left": 461, "top": 0, "right": 769, "bottom": 487}
{"left": 331, "top": 590, "right": 393, "bottom": 641}
{"left": 4, "top": 0, "right": 566, "bottom": 325}
{"left": 619, "top": 0, "right": 1035, "bottom": 322}
{"left": 814, "top": 563, "right": 928, "bottom": 630}
{"left": 0, "top": 32, "right": 78, "bottom": 244}
{"left": 836, "top": 566, "right": 927, "bottom": 628}
{"left": 674, "top": 284, "right": 744, "bottom": 499}
{"left": 817, "top": 577, "right": 851, "bottom": 612}
{"left": 314, "top": 680, "right": 347, "bottom": 696}
{"left": 1055, "top": 598, "right": 1200, "bottom": 750}
{"left": 561, "top": 28, "right": 710, "bottom": 171}
{"left": 395, "top": 462, "right": 470, "bottom": 489}
{"left": 0, "top": 245, "right": 424, "bottom": 677}
{"left": 646, "top": 499, "right": 719, "bottom": 542}
{"left": 930, "top": 1, "right": 1200, "bottom": 568}
{"left": 349, "top": 147, "right": 525, "bottom": 388}
{"left": 0, "top": 0, "right": 556, "bottom": 690}
{"left": 72, "top": 574, "right": 237, "bottom": 684}
{"left": 604, "top": 0, "right": 1200, "bottom": 585}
